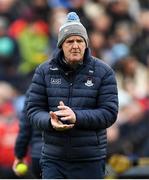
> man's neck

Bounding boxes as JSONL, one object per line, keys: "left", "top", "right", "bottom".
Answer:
{"left": 63, "top": 58, "right": 83, "bottom": 69}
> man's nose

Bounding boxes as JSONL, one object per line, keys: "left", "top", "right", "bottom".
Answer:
{"left": 72, "top": 41, "right": 79, "bottom": 48}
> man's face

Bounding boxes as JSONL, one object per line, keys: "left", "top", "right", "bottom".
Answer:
{"left": 62, "top": 35, "right": 86, "bottom": 64}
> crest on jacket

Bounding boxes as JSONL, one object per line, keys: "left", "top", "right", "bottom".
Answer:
{"left": 85, "top": 77, "right": 94, "bottom": 87}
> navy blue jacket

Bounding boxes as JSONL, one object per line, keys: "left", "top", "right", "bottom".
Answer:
{"left": 27, "top": 48, "right": 118, "bottom": 161}
{"left": 15, "top": 89, "right": 42, "bottom": 159}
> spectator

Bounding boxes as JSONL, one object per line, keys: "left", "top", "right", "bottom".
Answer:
{"left": 0, "top": 82, "right": 19, "bottom": 178}
{"left": 0, "top": 16, "right": 20, "bottom": 85}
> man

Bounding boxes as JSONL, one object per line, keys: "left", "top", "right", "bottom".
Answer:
{"left": 27, "top": 12, "right": 118, "bottom": 179}
{"left": 12, "top": 89, "right": 42, "bottom": 178}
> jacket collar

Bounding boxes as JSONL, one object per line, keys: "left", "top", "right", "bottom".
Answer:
{"left": 52, "top": 48, "right": 92, "bottom": 66}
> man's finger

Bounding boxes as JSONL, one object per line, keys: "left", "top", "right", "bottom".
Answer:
{"left": 54, "top": 110, "right": 68, "bottom": 117}
{"left": 50, "top": 111, "right": 58, "bottom": 119}
{"left": 54, "top": 124, "right": 74, "bottom": 131}
{"left": 60, "top": 115, "right": 72, "bottom": 121}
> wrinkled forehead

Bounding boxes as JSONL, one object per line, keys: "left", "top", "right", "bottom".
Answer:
{"left": 64, "top": 35, "right": 85, "bottom": 41}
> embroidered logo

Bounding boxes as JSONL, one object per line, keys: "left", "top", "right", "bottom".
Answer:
{"left": 50, "top": 67, "right": 58, "bottom": 71}
{"left": 85, "top": 78, "right": 94, "bottom": 87}
{"left": 50, "top": 78, "right": 61, "bottom": 84}
{"left": 89, "top": 70, "right": 94, "bottom": 73}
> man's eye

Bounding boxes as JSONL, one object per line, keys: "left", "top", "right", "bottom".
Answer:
{"left": 67, "top": 40, "right": 73, "bottom": 43}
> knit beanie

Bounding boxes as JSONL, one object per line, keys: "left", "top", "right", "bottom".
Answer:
{"left": 57, "top": 12, "right": 88, "bottom": 48}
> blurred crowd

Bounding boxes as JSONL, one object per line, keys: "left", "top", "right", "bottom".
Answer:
{"left": 0, "top": 0, "right": 149, "bottom": 178}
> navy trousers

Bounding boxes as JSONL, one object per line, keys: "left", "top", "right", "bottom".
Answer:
{"left": 40, "top": 157, "right": 105, "bottom": 179}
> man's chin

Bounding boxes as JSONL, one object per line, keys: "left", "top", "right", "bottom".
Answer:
{"left": 69, "top": 58, "right": 82, "bottom": 64}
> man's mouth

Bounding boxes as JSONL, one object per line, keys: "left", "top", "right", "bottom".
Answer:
{"left": 72, "top": 52, "right": 80, "bottom": 54}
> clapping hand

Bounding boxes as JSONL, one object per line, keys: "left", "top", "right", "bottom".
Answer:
{"left": 50, "top": 101, "right": 76, "bottom": 131}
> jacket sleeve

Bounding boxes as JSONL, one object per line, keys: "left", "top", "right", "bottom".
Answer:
{"left": 74, "top": 68, "right": 119, "bottom": 130}
{"left": 15, "top": 91, "right": 32, "bottom": 159}
{"left": 27, "top": 66, "right": 52, "bottom": 131}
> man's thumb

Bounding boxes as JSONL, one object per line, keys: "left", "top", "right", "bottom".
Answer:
{"left": 59, "top": 101, "right": 65, "bottom": 106}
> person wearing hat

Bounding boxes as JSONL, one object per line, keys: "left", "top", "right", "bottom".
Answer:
{"left": 26, "top": 12, "right": 118, "bottom": 179}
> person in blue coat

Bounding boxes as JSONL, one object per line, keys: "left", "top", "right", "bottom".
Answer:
{"left": 12, "top": 89, "right": 43, "bottom": 178}
{"left": 27, "top": 12, "right": 119, "bottom": 179}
